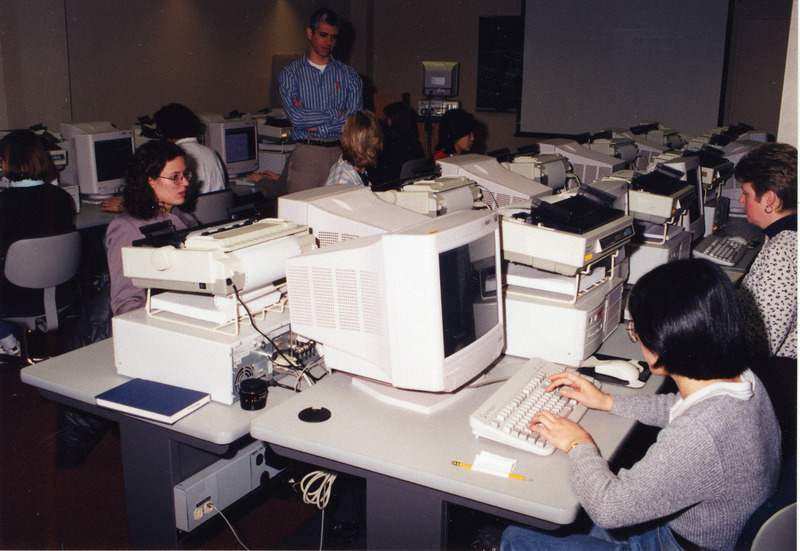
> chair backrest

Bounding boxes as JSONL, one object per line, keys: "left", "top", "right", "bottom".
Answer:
{"left": 400, "top": 157, "right": 436, "bottom": 179}
{"left": 751, "top": 502, "right": 796, "bottom": 551}
{"left": 193, "top": 189, "right": 235, "bottom": 224}
{"left": 4, "top": 230, "right": 82, "bottom": 332}
{"left": 5, "top": 231, "right": 82, "bottom": 289}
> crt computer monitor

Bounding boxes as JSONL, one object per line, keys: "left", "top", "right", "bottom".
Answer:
{"left": 200, "top": 115, "right": 259, "bottom": 177}
{"left": 285, "top": 209, "right": 505, "bottom": 394}
{"left": 421, "top": 61, "right": 459, "bottom": 97}
{"left": 278, "top": 185, "right": 430, "bottom": 247}
{"left": 59, "top": 121, "right": 135, "bottom": 200}
{"left": 438, "top": 154, "right": 552, "bottom": 208}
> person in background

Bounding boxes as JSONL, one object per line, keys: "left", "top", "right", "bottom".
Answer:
{"left": 735, "top": 142, "right": 797, "bottom": 359}
{"left": 100, "top": 104, "right": 227, "bottom": 213}
{"left": 153, "top": 103, "right": 227, "bottom": 195}
{"left": 500, "top": 258, "right": 780, "bottom": 551}
{"left": 433, "top": 108, "right": 476, "bottom": 162}
{"left": 105, "top": 140, "right": 198, "bottom": 316}
{"left": 371, "top": 101, "right": 425, "bottom": 184}
{"left": 733, "top": 141, "right": 797, "bottom": 462}
{"left": 276, "top": 7, "right": 363, "bottom": 195}
{"left": 0, "top": 129, "right": 75, "bottom": 356}
{"left": 325, "top": 110, "right": 382, "bottom": 187}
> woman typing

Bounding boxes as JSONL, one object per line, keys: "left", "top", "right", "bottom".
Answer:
{"left": 501, "top": 258, "right": 781, "bottom": 551}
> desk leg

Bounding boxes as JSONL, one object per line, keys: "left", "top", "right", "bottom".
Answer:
{"left": 119, "top": 421, "right": 224, "bottom": 549}
{"left": 119, "top": 421, "right": 183, "bottom": 549}
{"left": 365, "top": 471, "right": 447, "bottom": 550}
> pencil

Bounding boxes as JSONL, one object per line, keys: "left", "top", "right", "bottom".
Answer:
{"left": 451, "top": 460, "right": 530, "bottom": 481}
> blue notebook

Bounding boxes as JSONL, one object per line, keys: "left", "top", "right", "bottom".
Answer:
{"left": 95, "top": 378, "right": 210, "bottom": 424}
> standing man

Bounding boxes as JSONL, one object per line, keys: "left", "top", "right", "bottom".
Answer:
{"left": 276, "top": 8, "right": 363, "bottom": 195}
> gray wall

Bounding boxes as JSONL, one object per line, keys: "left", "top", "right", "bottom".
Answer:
{"left": 0, "top": 0, "right": 794, "bottom": 151}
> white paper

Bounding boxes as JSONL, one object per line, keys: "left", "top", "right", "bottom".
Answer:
{"left": 471, "top": 450, "right": 517, "bottom": 478}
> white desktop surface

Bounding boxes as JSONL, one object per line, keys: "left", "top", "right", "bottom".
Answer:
{"left": 250, "top": 332, "right": 661, "bottom": 526}
{"left": 20, "top": 339, "right": 295, "bottom": 445}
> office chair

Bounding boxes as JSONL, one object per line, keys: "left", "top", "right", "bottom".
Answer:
{"left": 737, "top": 454, "right": 796, "bottom": 550}
{"left": 193, "top": 189, "right": 234, "bottom": 224}
{"left": 1, "top": 231, "right": 82, "bottom": 364}
{"left": 750, "top": 502, "right": 796, "bottom": 551}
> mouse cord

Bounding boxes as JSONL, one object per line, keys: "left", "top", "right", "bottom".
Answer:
{"left": 299, "top": 470, "right": 338, "bottom": 551}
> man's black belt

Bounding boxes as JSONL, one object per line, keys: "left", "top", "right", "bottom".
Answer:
{"left": 299, "top": 139, "right": 341, "bottom": 147}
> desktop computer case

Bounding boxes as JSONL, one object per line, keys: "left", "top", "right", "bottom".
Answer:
{"left": 504, "top": 278, "right": 624, "bottom": 365}
{"left": 112, "top": 308, "right": 291, "bottom": 404}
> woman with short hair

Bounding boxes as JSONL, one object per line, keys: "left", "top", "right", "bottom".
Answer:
{"left": 501, "top": 258, "right": 781, "bottom": 551}
{"left": 0, "top": 129, "right": 75, "bottom": 355}
{"left": 325, "top": 110, "right": 383, "bottom": 187}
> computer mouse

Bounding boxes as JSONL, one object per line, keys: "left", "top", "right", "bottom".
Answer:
{"left": 594, "top": 360, "right": 645, "bottom": 388}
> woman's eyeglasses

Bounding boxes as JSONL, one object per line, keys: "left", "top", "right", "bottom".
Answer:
{"left": 626, "top": 320, "right": 639, "bottom": 343}
{"left": 159, "top": 171, "right": 193, "bottom": 183}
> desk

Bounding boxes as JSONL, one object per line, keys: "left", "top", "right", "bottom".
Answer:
{"left": 72, "top": 182, "right": 266, "bottom": 231}
{"left": 74, "top": 202, "right": 118, "bottom": 229}
{"left": 250, "top": 327, "right": 662, "bottom": 550}
{"left": 19, "top": 339, "right": 295, "bottom": 549}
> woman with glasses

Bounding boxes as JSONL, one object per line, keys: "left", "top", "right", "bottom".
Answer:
{"left": 500, "top": 258, "right": 780, "bottom": 551}
{"left": 105, "top": 140, "right": 198, "bottom": 316}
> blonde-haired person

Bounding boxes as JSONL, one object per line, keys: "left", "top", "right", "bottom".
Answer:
{"left": 324, "top": 110, "right": 383, "bottom": 187}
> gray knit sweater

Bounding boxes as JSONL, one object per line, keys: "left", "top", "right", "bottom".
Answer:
{"left": 568, "top": 372, "right": 781, "bottom": 551}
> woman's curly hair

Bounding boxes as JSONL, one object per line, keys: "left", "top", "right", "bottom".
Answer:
{"left": 122, "top": 140, "right": 186, "bottom": 219}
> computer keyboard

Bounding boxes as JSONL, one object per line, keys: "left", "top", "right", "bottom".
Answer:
{"left": 692, "top": 234, "right": 748, "bottom": 267}
{"left": 469, "top": 358, "right": 600, "bottom": 456}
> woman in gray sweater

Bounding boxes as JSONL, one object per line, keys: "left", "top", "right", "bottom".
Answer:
{"left": 501, "top": 258, "right": 781, "bottom": 551}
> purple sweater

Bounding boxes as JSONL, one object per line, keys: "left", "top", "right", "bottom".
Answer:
{"left": 105, "top": 209, "right": 197, "bottom": 316}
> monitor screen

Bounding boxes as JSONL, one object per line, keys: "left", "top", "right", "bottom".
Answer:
{"left": 94, "top": 137, "right": 134, "bottom": 182}
{"left": 200, "top": 115, "right": 259, "bottom": 177}
{"left": 285, "top": 209, "right": 504, "bottom": 394}
{"left": 224, "top": 126, "right": 257, "bottom": 164}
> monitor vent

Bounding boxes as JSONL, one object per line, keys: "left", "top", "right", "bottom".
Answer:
{"left": 287, "top": 264, "right": 383, "bottom": 334}
{"left": 335, "top": 269, "right": 361, "bottom": 331}
{"left": 359, "top": 271, "right": 381, "bottom": 334}
{"left": 285, "top": 265, "right": 314, "bottom": 325}
{"left": 311, "top": 266, "right": 337, "bottom": 328}
{"left": 317, "top": 231, "right": 364, "bottom": 247}
{"left": 494, "top": 193, "right": 513, "bottom": 208}
{"left": 317, "top": 231, "right": 340, "bottom": 247}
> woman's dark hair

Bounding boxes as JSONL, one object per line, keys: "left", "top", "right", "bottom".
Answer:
{"left": 383, "top": 101, "right": 419, "bottom": 141}
{"left": 152, "top": 103, "right": 205, "bottom": 141}
{"left": 734, "top": 142, "right": 797, "bottom": 210}
{"left": 628, "top": 258, "right": 749, "bottom": 380}
{"left": 435, "top": 108, "right": 476, "bottom": 155}
{"left": 122, "top": 140, "right": 186, "bottom": 219}
{"left": 0, "top": 129, "right": 59, "bottom": 183}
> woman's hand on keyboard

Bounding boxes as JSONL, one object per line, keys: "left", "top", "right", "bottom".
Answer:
{"left": 546, "top": 371, "right": 613, "bottom": 412}
{"left": 527, "top": 410, "right": 595, "bottom": 454}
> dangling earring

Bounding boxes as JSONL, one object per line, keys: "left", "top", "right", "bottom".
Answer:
{"left": 765, "top": 205, "right": 774, "bottom": 214}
